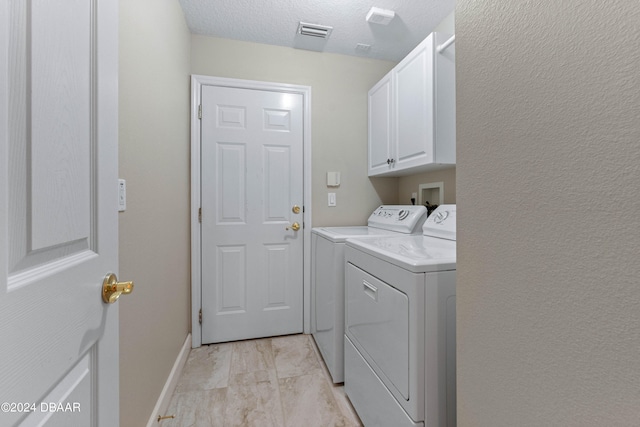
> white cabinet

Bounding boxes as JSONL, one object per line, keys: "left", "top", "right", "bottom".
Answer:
{"left": 368, "top": 32, "right": 456, "bottom": 177}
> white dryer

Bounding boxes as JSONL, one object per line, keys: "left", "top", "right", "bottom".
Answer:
{"left": 344, "top": 205, "right": 457, "bottom": 427}
{"left": 311, "top": 205, "right": 428, "bottom": 383}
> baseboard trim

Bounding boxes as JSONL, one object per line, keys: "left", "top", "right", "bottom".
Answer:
{"left": 146, "top": 333, "right": 191, "bottom": 427}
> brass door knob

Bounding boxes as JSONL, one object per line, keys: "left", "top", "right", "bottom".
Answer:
{"left": 102, "top": 273, "right": 134, "bottom": 304}
{"left": 292, "top": 205, "right": 301, "bottom": 214}
{"left": 286, "top": 222, "right": 301, "bottom": 231}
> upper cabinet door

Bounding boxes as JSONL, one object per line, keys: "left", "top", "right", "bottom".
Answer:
{"left": 394, "top": 35, "right": 435, "bottom": 171}
{"left": 368, "top": 71, "right": 393, "bottom": 176}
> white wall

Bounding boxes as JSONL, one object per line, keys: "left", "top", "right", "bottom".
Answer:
{"left": 190, "top": 36, "right": 399, "bottom": 226}
{"left": 456, "top": 1, "right": 640, "bottom": 425}
{"left": 118, "top": 1, "right": 191, "bottom": 425}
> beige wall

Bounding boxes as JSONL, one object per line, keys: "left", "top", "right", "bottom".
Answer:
{"left": 117, "top": 14, "right": 396, "bottom": 424}
{"left": 191, "top": 36, "right": 398, "bottom": 226}
{"left": 118, "top": 1, "right": 191, "bottom": 425}
{"left": 434, "top": 10, "right": 455, "bottom": 34}
{"left": 456, "top": 1, "right": 640, "bottom": 425}
{"left": 114, "top": 5, "right": 460, "bottom": 424}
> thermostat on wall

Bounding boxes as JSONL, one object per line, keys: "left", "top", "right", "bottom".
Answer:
{"left": 327, "top": 172, "right": 340, "bottom": 187}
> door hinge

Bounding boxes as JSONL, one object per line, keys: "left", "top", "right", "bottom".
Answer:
{"left": 198, "top": 104, "right": 202, "bottom": 120}
{"left": 198, "top": 309, "right": 202, "bottom": 324}
{"left": 198, "top": 207, "right": 202, "bottom": 223}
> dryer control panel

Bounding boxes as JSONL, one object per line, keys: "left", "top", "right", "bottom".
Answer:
{"left": 367, "top": 205, "right": 428, "bottom": 234}
{"left": 423, "top": 204, "right": 456, "bottom": 240}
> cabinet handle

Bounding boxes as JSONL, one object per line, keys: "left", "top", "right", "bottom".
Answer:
{"left": 386, "top": 158, "right": 395, "bottom": 165}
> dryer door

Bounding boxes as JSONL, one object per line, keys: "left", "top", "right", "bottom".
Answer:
{"left": 345, "top": 263, "right": 409, "bottom": 399}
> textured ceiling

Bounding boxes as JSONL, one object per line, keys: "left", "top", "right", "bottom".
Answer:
{"left": 178, "top": 0, "right": 455, "bottom": 62}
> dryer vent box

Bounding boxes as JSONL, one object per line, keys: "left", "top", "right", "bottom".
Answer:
{"left": 366, "top": 7, "right": 395, "bottom": 25}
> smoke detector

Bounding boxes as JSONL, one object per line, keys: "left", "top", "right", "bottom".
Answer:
{"left": 366, "top": 7, "right": 395, "bottom": 25}
{"left": 297, "top": 22, "right": 333, "bottom": 39}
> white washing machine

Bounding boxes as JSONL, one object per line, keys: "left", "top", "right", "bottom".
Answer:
{"left": 344, "top": 205, "right": 457, "bottom": 427}
{"left": 311, "top": 205, "right": 428, "bottom": 383}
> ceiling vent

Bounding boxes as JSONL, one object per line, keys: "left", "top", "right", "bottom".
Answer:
{"left": 297, "top": 22, "right": 333, "bottom": 39}
{"left": 366, "top": 7, "right": 395, "bottom": 25}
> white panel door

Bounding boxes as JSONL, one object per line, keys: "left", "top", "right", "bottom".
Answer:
{"left": 201, "top": 85, "right": 304, "bottom": 343}
{"left": 0, "top": 0, "right": 119, "bottom": 426}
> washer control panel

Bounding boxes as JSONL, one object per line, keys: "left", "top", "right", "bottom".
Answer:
{"left": 367, "top": 205, "right": 428, "bottom": 234}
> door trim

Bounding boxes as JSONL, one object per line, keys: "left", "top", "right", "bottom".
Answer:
{"left": 190, "top": 75, "right": 312, "bottom": 348}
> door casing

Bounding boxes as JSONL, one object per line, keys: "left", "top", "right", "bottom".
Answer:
{"left": 190, "top": 75, "right": 312, "bottom": 348}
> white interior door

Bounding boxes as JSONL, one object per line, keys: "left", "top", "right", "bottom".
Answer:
{"left": 0, "top": 0, "right": 119, "bottom": 426}
{"left": 201, "top": 85, "right": 304, "bottom": 343}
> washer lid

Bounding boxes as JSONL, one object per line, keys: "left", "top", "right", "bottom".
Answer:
{"left": 312, "top": 226, "right": 398, "bottom": 243}
{"left": 346, "top": 235, "right": 456, "bottom": 273}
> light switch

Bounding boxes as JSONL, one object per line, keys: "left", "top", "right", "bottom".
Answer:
{"left": 328, "top": 192, "right": 336, "bottom": 207}
{"left": 118, "top": 179, "right": 126, "bottom": 212}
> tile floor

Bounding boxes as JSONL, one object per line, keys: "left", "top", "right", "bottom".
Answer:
{"left": 163, "top": 334, "right": 362, "bottom": 427}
